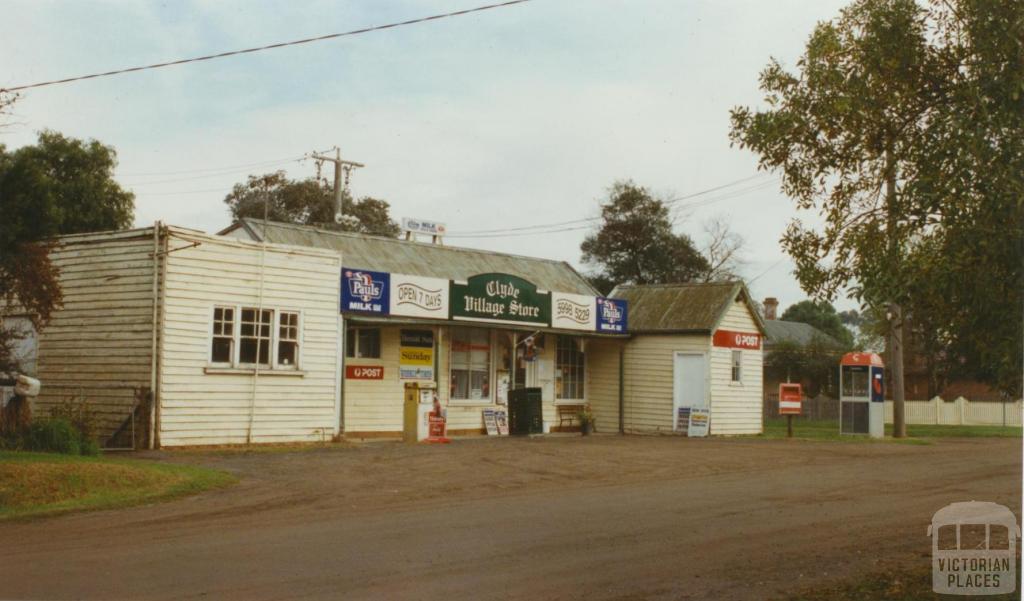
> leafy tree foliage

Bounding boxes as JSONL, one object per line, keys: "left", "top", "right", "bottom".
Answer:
{"left": 730, "top": 0, "right": 1023, "bottom": 397}
{"left": 224, "top": 171, "right": 400, "bottom": 237}
{"left": 0, "top": 129, "right": 135, "bottom": 375}
{"left": 581, "top": 181, "right": 710, "bottom": 295}
{"left": 765, "top": 338, "right": 845, "bottom": 398}
{"left": 780, "top": 300, "right": 855, "bottom": 348}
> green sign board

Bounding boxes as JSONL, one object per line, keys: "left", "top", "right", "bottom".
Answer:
{"left": 450, "top": 273, "right": 551, "bottom": 326}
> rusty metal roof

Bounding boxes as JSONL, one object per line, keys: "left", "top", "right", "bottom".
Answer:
{"left": 224, "top": 219, "right": 598, "bottom": 295}
{"left": 609, "top": 281, "right": 765, "bottom": 334}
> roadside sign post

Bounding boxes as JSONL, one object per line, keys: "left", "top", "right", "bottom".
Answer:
{"left": 778, "top": 383, "right": 802, "bottom": 438}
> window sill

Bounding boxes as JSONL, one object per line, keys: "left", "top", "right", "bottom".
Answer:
{"left": 554, "top": 400, "right": 586, "bottom": 406}
{"left": 204, "top": 366, "right": 306, "bottom": 377}
{"left": 448, "top": 400, "right": 495, "bottom": 407}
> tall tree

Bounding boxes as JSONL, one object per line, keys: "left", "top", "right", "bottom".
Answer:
{"left": 224, "top": 171, "right": 400, "bottom": 237}
{"left": 0, "top": 129, "right": 136, "bottom": 374}
{"left": 581, "top": 181, "right": 710, "bottom": 295}
{"left": 780, "top": 300, "right": 855, "bottom": 348}
{"left": 732, "top": 0, "right": 1023, "bottom": 404}
{"left": 699, "top": 216, "right": 745, "bottom": 282}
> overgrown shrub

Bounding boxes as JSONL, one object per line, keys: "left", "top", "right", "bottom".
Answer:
{"left": 49, "top": 395, "right": 99, "bottom": 444}
{"left": 25, "top": 418, "right": 81, "bottom": 455}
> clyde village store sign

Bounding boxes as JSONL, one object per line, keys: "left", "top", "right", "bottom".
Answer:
{"left": 341, "top": 268, "right": 627, "bottom": 333}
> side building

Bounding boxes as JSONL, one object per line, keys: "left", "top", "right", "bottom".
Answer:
{"left": 20, "top": 225, "right": 342, "bottom": 448}
{"left": 591, "top": 281, "right": 766, "bottom": 435}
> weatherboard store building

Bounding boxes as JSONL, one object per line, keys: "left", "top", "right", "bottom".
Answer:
{"left": 338, "top": 266, "right": 628, "bottom": 438}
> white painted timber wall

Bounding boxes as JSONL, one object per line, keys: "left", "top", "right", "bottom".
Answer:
{"left": 34, "top": 228, "right": 158, "bottom": 440}
{"left": 158, "top": 230, "right": 340, "bottom": 446}
{"left": 620, "top": 333, "right": 708, "bottom": 434}
{"left": 708, "top": 299, "right": 764, "bottom": 435}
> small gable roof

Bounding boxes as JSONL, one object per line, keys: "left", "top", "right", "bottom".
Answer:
{"left": 219, "top": 219, "right": 598, "bottom": 296}
{"left": 609, "top": 281, "right": 765, "bottom": 335}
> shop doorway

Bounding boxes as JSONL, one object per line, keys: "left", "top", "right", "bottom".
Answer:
{"left": 673, "top": 352, "right": 706, "bottom": 428}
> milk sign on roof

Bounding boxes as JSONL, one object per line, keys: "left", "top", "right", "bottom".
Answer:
{"left": 341, "top": 267, "right": 390, "bottom": 314}
{"left": 596, "top": 297, "right": 627, "bottom": 333}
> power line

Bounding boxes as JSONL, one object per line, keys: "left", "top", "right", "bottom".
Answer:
{"left": 1, "top": 0, "right": 532, "bottom": 93}
{"left": 120, "top": 158, "right": 305, "bottom": 186}
{"left": 445, "top": 173, "right": 775, "bottom": 237}
{"left": 117, "top": 155, "right": 305, "bottom": 177}
{"left": 747, "top": 257, "right": 787, "bottom": 283}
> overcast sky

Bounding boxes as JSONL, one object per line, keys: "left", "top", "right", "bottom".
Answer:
{"left": 1, "top": 0, "right": 855, "bottom": 313}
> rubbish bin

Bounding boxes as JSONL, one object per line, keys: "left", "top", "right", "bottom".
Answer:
{"left": 508, "top": 387, "right": 543, "bottom": 435}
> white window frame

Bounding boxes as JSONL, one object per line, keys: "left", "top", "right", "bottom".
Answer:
{"left": 275, "top": 310, "right": 302, "bottom": 370}
{"left": 731, "top": 349, "right": 743, "bottom": 383}
{"left": 206, "top": 305, "right": 304, "bottom": 372}
{"left": 449, "top": 326, "right": 493, "bottom": 405}
{"left": 209, "top": 306, "right": 236, "bottom": 367}
{"left": 555, "top": 335, "right": 586, "bottom": 404}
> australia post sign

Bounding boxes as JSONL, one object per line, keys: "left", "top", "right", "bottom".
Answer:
{"left": 712, "top": 329, "right": 762, "bottom": 350}
{"left": 451, "top": 273, "right": 551, "bottom": 326}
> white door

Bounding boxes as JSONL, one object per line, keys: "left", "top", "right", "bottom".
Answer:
{"left": 673, "top": 353, "right": 706, "bottom": 429}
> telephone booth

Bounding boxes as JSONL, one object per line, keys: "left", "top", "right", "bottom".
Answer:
{"left": 839, "top": 352, "right": 884, "bottom": 438}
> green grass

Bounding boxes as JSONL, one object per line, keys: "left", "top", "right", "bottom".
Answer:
{"left": 778, "top": 562, "right": 1021, "bottom": 600}
{"left": 763, "top": 418, "right": 1021, "bottom": 443}
{"left": 0, "top": 451, "right": 236, "bottom": 520}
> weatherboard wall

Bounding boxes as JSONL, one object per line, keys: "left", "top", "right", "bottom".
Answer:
{"left": 158, "top": 232, "right": 341, "bottom": 446}
{"left": 32, "top": 228, "right": 159, "bottom": 441}
{"left": 707, "top": 298, "right": 763, "bottom": 435}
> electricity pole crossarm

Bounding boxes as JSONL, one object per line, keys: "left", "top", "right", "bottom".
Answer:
{"left": 309, "top": 147, "right": 364, "bottom": 223}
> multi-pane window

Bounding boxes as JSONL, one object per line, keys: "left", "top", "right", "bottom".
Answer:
{"left": 278, "top": 312, "right": 299, "bottom": 367}
{"left": 345, "top": 327, "right": 381, "bottom": 359}
{"left": 211, "top": 307, "right": 234, "bottom": 364}
{"left": 209, "top": 307, "right": 301, "bottom": 369}
{"left": 556, "top": 335, "right": 585, "bottom": 400}
{"left": 239, "top": 308, "right": 273, "bottom": 366}
{"left": 731, "top": 350, "right": 742, "bottom": 382}
{"left": 451, "top": 328, "right": 490, "bottom": 401}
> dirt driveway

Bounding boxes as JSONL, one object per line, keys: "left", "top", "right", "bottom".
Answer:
{"left": 0, "top": 435, "right": 1019, "bottom": 600}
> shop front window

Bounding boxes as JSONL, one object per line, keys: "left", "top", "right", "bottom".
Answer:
{"left": 451, "top": 327, "right": 490, "bottom": 401}
{"left": 556, "top": 335, "right": 585, "bottom": 401}
{"left": 346, "top": 327, "right": 381, "bottom": 359}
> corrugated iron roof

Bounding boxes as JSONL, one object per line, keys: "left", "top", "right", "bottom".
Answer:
{"left": 225, "top": 219, "right": 598, "bottom": 295}
{"left": 609, "top": 281, "right": 765, "bottom": 334}
{"left": 763, "top": 319, "right": 843, "bottom": 349}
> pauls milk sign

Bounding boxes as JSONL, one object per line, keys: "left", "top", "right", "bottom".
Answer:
{"left": 596, "top": 297, "right": 628, "bottom": 333}
{"left": 451, "top": 273, "right": 550, "bottom": 326}
{"left": 341, "top": 268, "right": 389, "bottom": 314}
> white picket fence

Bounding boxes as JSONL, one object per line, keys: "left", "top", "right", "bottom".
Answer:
{"left": 884, "top": 397, "right": 1023, "bottom": 427}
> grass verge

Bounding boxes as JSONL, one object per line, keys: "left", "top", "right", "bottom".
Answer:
{"left": 763, "top": 419, "right": 1021, "bottom": 443}
{"left": 0, "top": 451, "right": 236, "bottom": 520}
{"left": 778, "top": 562, "right": 1021, "bottom": 601}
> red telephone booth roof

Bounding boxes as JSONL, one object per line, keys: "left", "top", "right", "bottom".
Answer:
{"left": 841, "top": 352, "right": 884, "bottom": 367}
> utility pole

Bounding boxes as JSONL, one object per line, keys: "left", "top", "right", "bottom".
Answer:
{"left": 310, "top": 147, "right": 364, "bottom": 225}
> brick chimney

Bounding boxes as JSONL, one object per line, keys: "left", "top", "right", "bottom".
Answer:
{"left": 763, "top": 297, "right": 778, "bottom": 320}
